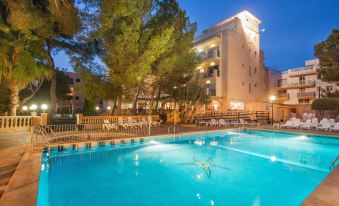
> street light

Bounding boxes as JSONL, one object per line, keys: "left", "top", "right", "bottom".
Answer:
{"left": 22, "top": 106, "right": 28, "bottom": 111}
{"left": 270, "top": 95, "right": 276, "bottom": 126}
{"left": 41, "top": 104, "right": 48, "bottom": 112}
{"left": 29, "top": 104, "right": 37, "bottom": 111}
{"left": 95, "top": 106, "right": 100, "bottom": 111}
{"left": 107, "top": 106, "right": 111, "bottom": 110}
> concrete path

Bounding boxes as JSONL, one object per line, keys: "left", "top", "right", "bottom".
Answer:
{"left": 0, "top": 132, "right": 30, "bottom": 198}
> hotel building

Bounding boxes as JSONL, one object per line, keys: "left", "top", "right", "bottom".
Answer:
{"left": 270, "top": 59, "right": 338, "bottom": 121}
{"left": 193, "top": 10, "right": 268, "bottom": 112}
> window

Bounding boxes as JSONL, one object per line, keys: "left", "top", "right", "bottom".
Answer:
{"left": 242, "top": 63, "right": 245, "bottom": 68}
{"left": 249, "top": 49, "right": 252, "bottom": 58}
{"left": 299, "top": 88, "right": 305, "bottom": 93}
{"left": 249, "top": 83, "right": 252, "bottom": 94}
{"left": 249, "top": 66, "right": 251, "bottom": 76}
{"left": 326, "top": 86, "right": 333, "bottom": 92}
{"left": 75, "top": 96, "right": 80, "bottom": 100}
{"left": 254, "top": 51, "right": 257, "bottom": 58}
{"left": 242, "top": 81, "right": 244, "bottom": 86}
{"left": 76, "top": 78, "right": 80, "bottom": 83}
{"left": 299, "top": 76, "right": 305, "bottom": 84}
{"left": 298, "top": 99, "right": 310, "bottom": 104}
{"left": 68, "top": 78, "right": 73, "bottom": 85}
{"left": 254, "top": 67, "right": 257, "bottom": 74}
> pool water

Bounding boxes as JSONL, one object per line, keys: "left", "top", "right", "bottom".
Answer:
{"left": 37, "top": 130, "right": 339, "bottom": 206}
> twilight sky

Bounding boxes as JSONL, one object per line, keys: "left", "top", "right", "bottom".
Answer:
{"left": 55, "top": 0, "right": 339, "bottom": 72}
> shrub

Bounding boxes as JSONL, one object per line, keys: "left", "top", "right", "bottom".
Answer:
{"left": 311, "top": 98, "right": 339, "bottom": 111}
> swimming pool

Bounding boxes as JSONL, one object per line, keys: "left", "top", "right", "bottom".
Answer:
{"left": 37, "top": 130, "right": 339, "bottom": 206}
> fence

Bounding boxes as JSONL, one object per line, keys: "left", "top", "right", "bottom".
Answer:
{"left": 193, "top": 111, "right": 270, "bottom": 123}
{"left": 0, "top": 116, "right": 33, "bottom": 132}
{"left": 32, "top": 123, "right": 150, "bottom": 150}
{"left": 77, "top": 114, "right": 159, "bottom": 124}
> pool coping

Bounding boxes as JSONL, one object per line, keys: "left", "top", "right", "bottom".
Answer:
{"left": 1, "top": 128, "right": 338, "bottom": 206}
{"left": 0, "top": 147, "right": 42, "bottom": 206}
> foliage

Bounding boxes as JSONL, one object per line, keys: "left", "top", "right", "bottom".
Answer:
{"left": 311, "top": 98, "right": 339, "bottom": 111}
{"left": 314, "top": 29, "right": 339, "bottom": 82}
{"left": 88, "top": 0, "right": 174, "bottom": 114}
{"left": 145, "top": 0, "right": 199, "bottom": 113}
{"left": 165, "top": 82, "right": 210, "bottom": 122}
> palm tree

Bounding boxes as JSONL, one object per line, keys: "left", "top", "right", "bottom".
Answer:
{"left": 0, "top": 31, "right": 50, "bottom": 116}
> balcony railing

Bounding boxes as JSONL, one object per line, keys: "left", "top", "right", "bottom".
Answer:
{"left": 198, "top": 48, "right": 220, "bottom": 60}
{"left": 297, "top": 92, "right": 316, "bottom": 98}
{"left": 277, "top": 93, "right": 289, "bottom": 99}
{"left": 278, "top": 80, "right": 316, "bottom": 88}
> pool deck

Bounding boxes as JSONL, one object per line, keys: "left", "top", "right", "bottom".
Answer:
{"left": 0, "top": 125, "right": 338, "bottom": 206}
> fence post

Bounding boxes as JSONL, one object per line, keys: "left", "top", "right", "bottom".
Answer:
{"left": 40, "top": 113, "right": 48, "bottom": 125}
{"left": 76, "top": 114, "right": 83, "bottom": 125}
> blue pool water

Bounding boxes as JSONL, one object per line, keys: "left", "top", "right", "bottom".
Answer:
{"left": 37, "top": 130, "right": 339, "bottom": 206}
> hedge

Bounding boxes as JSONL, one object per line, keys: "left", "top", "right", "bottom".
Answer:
{"left": 311, "top": 98, "right": 339, "bottom": 111}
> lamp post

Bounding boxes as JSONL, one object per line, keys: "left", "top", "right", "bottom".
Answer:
{"left": 270, "top": 96, "right": 276, "bottom": 125}
{"left": 41, "top": 104, "right": 48, "bottom": 113}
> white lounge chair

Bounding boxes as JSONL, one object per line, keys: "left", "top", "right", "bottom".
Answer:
{"left": 300, "top": 120, "right": 312, "bottom": 130}
{"left": 291, "top": 119, "right": 302, "bottom": 129}
{"left": 281, "top": 120, "right": 293, "bottom": 128}
{"left": 103, "top": 119, "right": 118, "bottom": 131}
{"left": 147, "top": 116, "right": 161, "bottom": 126}
{"left": 218, "top": 119, "right": 228, "bottom": 127}
{"left": 330, "top": 122, "right": 339, "bottom": 132}
{"left": 208, "top": 119, "right": 219, "bottom": 127}
{"left": 316, "top": 120, "right": 331, "bottom": 131}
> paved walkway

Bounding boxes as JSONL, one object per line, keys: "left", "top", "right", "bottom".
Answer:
{"left": 0, "top": 132, "right": 30, "bottom": 198}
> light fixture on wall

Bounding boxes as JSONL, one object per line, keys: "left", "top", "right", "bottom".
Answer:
{"left": 29, "top": 104, "right": 37, "bottom": 111}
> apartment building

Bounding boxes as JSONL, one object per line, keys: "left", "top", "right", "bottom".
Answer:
{"left": 271, "top": 59, "right": 338, "bottom": 120}
{"left": 193, "top": 10, "right": 268, "bottom": 112}
{"left": 57, "top": 72, "right": 85, "bottom": 113}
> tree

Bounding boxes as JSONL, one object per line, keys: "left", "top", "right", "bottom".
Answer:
{"left": 0, "top": 0, "right": 82, "bottom": 117}
{"left": 93, "top": 0, "right": 174, "bottom": 114}
{"left": 314, "top": 29, "right": 339, "bottom": 82}
{"left": 145, "top": 0, "right": 198, "bottom": 114}
{"left": 0, "top": 31, "right": 50, "bottom": 115}
{"left": 165, "top": 82, "right": 209, "bottom": 123}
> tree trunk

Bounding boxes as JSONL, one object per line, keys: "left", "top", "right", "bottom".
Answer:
{"left": 8, "top": 84, "right": 20, "bottom": 116}
{"left": 132, "top": 85, "right": 142, "bottom": 114}
{"left": 148, "top": 84, "right": 157, "bottom": 116}
{"left": 155, "top": 84, "right": 162, "bottom": 112}
{"left": 47, "top": 41, "right": 57, "bottom": 124}
{"left": 117, "top": 95, "right": 122, "bottom": 115}
{"left": 112, "top": 97, "right": 118, "bottom": 115}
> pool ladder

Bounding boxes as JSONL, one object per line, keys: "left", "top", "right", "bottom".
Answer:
{"left": 329, "top": 156, "right": 339, "bottom": 170}
{"left": 168, "top": 124, "right": 183, "bottom": 140}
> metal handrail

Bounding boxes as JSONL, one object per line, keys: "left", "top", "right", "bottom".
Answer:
{"left": 329, "top": 156, "right": 339, "bottom": 170}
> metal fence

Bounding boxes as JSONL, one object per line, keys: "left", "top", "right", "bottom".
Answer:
{"left": 31, "top": 123, "right": 150, "bottom": 150}
{"left": 193, "top": 111, "right": 270, "bottom": 123}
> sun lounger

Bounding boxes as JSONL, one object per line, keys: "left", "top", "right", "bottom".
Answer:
{"left": 330, "top": 122, "right": 339, "bottom": 132}
{"left": 316, "top": 121, "right": 331, "bottom": 131}
{"left": 300, "top": 120, "right": 312, "bottom": 130}
{"left": 281, "top": 120, "right": 293, "bottom": 128}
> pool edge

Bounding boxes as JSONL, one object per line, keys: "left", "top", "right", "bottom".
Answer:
{"left": 0, "top": 148, "right": 42, "bottom": 206}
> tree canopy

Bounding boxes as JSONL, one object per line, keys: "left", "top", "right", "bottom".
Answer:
{"left": 314, "top": 29, "right": 339, "bottom": 82}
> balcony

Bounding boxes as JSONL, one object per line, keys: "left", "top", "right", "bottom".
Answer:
{"left": 288, "top": 66, "right": 318, "bottom": 77}
{"left": 297, "top": 92, "right": 316, "bottom": 99}
{"left": 198, "top": 47, "right": 220, "bottom": 61}
{"left": 276, "top": 93, "right": 289, "bottom": 100}
{"left": 277, "top": 80, "right": 316, "bottom": 89}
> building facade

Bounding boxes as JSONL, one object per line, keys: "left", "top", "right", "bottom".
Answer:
{"left": 193, "top": 10, "right": 268, "bottom": 112}
{"left": 57, "top": 72, "right": 85, "bottom": 114}
{"left": 270, "top": 59, "right": 338, "bottom": 121}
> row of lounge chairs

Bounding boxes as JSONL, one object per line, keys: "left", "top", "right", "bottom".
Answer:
{"left": 103, "top": 117, "right": 161, "bottom": 130}
{"left": 196, "top": 119, "right": 260, "bottom": 127}
{"left": 281, "top": 118, "right": 339, "bottom": 132}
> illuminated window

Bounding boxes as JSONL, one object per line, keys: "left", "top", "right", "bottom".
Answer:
{"left": 230, "top": 101, "right": 244, "bottom": 110}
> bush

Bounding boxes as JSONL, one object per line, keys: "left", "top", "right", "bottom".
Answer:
{"left": 311, "top": 98, "right": 339, "bottom": 111}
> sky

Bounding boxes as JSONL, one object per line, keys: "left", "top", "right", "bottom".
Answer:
{"left": 55, "top": 0, "right": 339, "bottom": 72}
